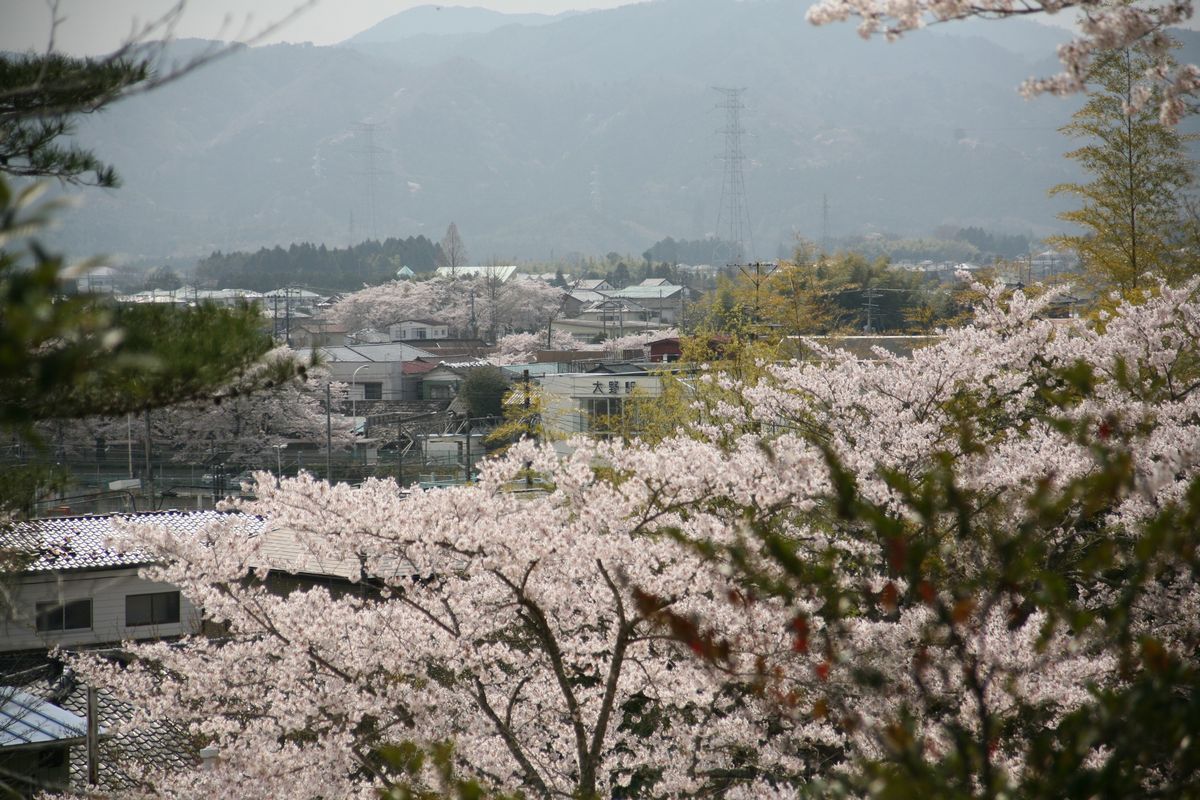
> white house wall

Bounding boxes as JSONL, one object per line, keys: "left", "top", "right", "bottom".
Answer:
{"left": 324, "top": 362, "right": 409, "bottom": 402}
{"left": 1, "top": 570, "right": 200, "bottom": 652}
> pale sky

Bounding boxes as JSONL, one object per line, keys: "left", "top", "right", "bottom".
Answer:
{"left": 0, "top": 0, "right": 640, "bottom": 55}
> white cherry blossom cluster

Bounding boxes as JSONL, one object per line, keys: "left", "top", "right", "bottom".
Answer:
{"left": 68, "top": 279, "right": 1200, "bottom": 796}
{"left": 38, "top": 347, "right": 354, "bottom": 465}
{"left": 332, "top": 276, "right": 564, "bottom": 339}
{"left": 489, "top": 329, "right": 583, "bottom": 365}
{"left": 805, "top": 0, "right": 1197, "bottom": 123}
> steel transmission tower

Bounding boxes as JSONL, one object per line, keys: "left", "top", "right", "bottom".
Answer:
{"left": 714, "top": 86, "right": 753, "bottom": 265}
{"left": 355, "top": 121, "right": 385, "bottom": 241}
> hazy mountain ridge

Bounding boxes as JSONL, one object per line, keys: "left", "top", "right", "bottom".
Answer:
{"left": 348, "top": 4, "right": 577, "bottom": 42}
{"left": 49, "top": 0, "right": 1200, "bottom": 265}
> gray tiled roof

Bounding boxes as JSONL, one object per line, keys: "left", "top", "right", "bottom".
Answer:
{"left": 4, "top": 512, "right": 263, "bottom": 574}
{"left": 0, "top": 653, "right": 193, "bottom": 793}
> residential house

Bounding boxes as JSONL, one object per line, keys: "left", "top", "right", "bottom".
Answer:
{"left": 647, "top": 335, "right": 730, "bottom": 363}
{"left": 347, "top": 328, "right": 391, "bottom": 345}
{"left": 434, "top": 265, "right": 517, "bottom": 282}
{"left": 75, "top": 267, "right": 118, "bottom": 295}
{"left": 291, "top": 320, "right": 351, "bottom": 348}
{"left": 303, "top": 343, "right": 437, "bottom": 404}
{"left": 0, "top": 510, "right": 398, "bottom": 795}
{"left": 573, "top": 279, "right": 614, "bottom": 292}
{"left": 419, "top": 364, "right": 469, "bottom": 401}
{"left": 577, "top": 298, "right": 652, "bottom": 328}
{"left": 605, "top": 280, "right": 688, "bottom": 324}
{"left": 0, "top": 512, "right": 265, "bottom": 654}
{"left": 560, "top": 289, "right": 609, "bottom": 319}
{"left": 388, "top": 319, "right": 451, "bottom": 342}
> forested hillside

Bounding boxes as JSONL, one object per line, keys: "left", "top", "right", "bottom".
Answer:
{"left": 194, "top": 236, "right": 441, "bottom": 291}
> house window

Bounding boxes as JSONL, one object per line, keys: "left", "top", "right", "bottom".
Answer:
{"left": 363, "top": 382, "right": 383, "bottom": 401}
{"left": 126, "top": 591, "right": 180, "bottom": 627}
{"left": 35, "top": 599, "right": 92, "bottom": 632}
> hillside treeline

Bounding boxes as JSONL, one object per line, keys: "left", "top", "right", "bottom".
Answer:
{"left": 195, "top": 237, "right": 443, "bottom": 291}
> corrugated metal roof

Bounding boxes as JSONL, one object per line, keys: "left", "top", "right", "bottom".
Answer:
{"left": 435, "top": 265, "right": 517, "bottom": 282}
{"left": 314, "top": 343, "right": 435, "bottom": 362}
{"left": 402, "top": 360, "right": 438, "bottom": 375}
{"left": 3, "top": 512, "right": 263, "bottom": 574}
{"left": 0, "top": 654, "right": 194, "bottom": 790}
{"left": 0, "top": 687, "right": 91, "bottom": 747}
{"left": 607, "top": 285, "right": 684, "bottom": 300}
{"left": 567, "top": 290, "right": 607, "bottom": 303}
{"left": 254, "top": 525, "right": 416, "bottom": 582}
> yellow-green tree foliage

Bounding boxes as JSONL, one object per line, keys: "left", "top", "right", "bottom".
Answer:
{"left": 1050, "top": 45, "right": 1198, "bottom": 294}
{"left": 620, "top": 334, "right": 783, "bottom": 446}
{"left": 700, "top": 249, "right": 965, "bottom": 336}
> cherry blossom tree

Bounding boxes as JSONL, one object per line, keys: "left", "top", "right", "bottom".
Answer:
{"left": 604, "top": 328, "right": 679, "bottom": 358}
{"left": 72, "top": 464, "right": 805, "bottom": 799}
{"left": 490, "top": 329, "right": 583, "bottom": 365}
{"left": 332, "top": 279, "right": 468, "bottom": 335}
{"left": 333, "top": 277, "right": 564, "bottom": 343}
{"left": 644, "top": 279, "right": 1200, "bottom": 797}
{"left": 148, "top": 353, "right": 355, "bottom": 466}
{"left": 805, "top": 0, "right": 1200, "bottom": 123}
{"left": 71, "top": 281, "right": 1200, "bottom": 798}
{"left": 37, "top": 348, "right": 354, "bottom": 466}
{"left": 489, "top": 277, "right": 564, "bottom": 340}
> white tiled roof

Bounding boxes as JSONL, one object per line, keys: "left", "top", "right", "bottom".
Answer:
{"left": 3, "top": 512, "right": 263, "bottom": 574}
{"left": 4, "top": 511, "right": 420, "bottom": 583}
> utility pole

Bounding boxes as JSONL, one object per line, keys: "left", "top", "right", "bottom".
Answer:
{"left": 524, "top": 369, "right": 533, "bottom": 488}
{"left": 468, "top": 288, "right": 478, "bottom": 340}
{"left": 464, "top": 418, "right": 473, "bottom": 483}
{"left": 284, "top": 289, "right": 292, "bottom": 346}
{"left": 821, "top": 192, "right": 830, "bottom": 255}
{"left": 325, "top": 382, "right": 333, "bottom": 483}
{"left": 863, "top": 286, "right": 881, "bottom": 333}
{"left": 396, "top": 415, "right": 403, "bottom": 487}
{"left": 143, "top": 410, "right": 153, "bottom": 506}
{"left": 86, "top": 686, "right": 98, "bottom": 786}
{"left": 738, "top": 261, "right": 778, "bottom": 325}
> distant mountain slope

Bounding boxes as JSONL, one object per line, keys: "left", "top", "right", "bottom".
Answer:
{"left": 49, "top": 0, "right": 1200, "bottom": 265}
{"left": 348, "top": 4, "right": 570, "bottom": 42}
